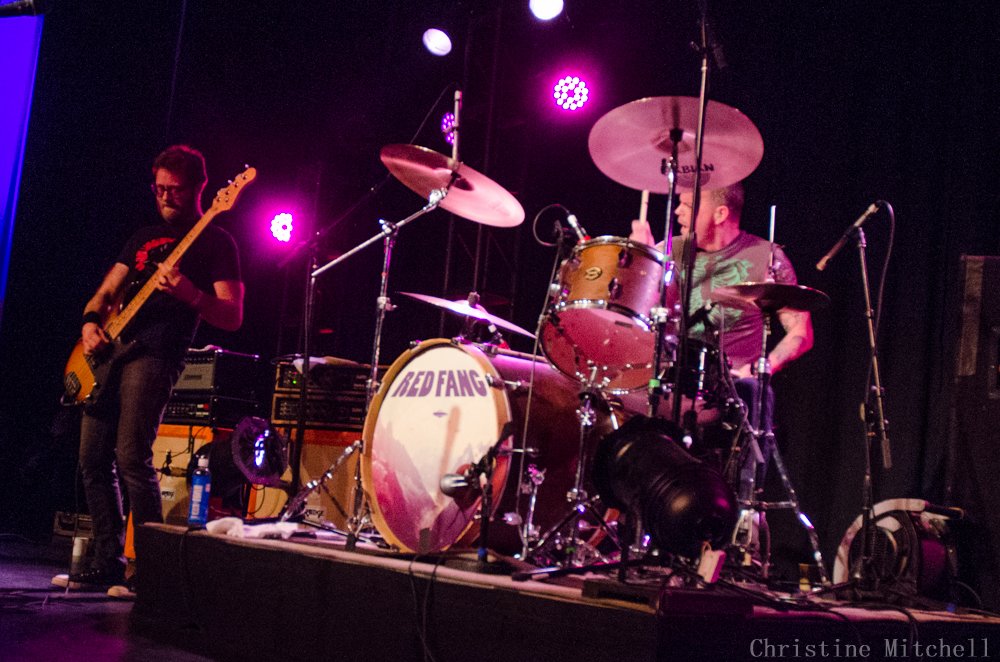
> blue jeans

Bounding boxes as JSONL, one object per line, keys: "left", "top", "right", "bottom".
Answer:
{"left": 734, "top": 376, "right": 775, "bottom": 489}
{"left": 78, "top": 354, "right": 180, "bottom": 572}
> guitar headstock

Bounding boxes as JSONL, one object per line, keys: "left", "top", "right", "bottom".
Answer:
{"left": 212, "top": 166, "right": 258, "bottom": 212}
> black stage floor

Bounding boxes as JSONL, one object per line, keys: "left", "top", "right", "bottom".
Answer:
{"left": 132, "top": 523, "right": 1000, "bottom": 662}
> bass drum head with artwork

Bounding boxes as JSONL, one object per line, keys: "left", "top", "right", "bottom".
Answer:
{"left": 361, "top": 339, "right": 513, "bottom": 554}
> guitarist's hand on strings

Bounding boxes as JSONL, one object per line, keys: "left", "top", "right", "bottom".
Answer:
{"left": 81, "top": 319, "right": 110, "bottom": 355}
{"left": 154, "top": 263, "right": 203, "bottom": 311}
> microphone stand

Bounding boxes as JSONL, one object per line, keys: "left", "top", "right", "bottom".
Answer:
{"left": 646, "top": 130, "right": 682, "bottom": 418}
{"left": 813, "top": 226, "right": 892, "bottom": 598}
{"left": 670, "top": 1, "right": 718, "bottom": 430}
{"left": 852, "top": 226, "right": 891, "bottom": 590}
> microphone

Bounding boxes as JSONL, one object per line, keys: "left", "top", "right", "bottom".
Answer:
{"left": 565, "top": 212, "right": 589, "bottom": 242}
{"left": 439, "top": 470, "right": 475, "bottom": 497}
{"left": 815, "top": 202, "right": 882, "bottom": 271}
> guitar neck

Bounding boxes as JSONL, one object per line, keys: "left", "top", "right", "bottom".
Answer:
{"left": 104, "top": 209, "right": 220, "bottom": 340}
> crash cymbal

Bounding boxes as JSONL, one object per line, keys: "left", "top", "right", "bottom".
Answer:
{"left": 587, "top": 96, "right": 764, "bottom": 193}
{"left": 710, "top": 282, "right": 830, "bottom": 313}
{"left": 399, "top": 291, "right": 536, "bottom": 339}
{"left": 380, "top": 144, "right": 525, "bottom": 227}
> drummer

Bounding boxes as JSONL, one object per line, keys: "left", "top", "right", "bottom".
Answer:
{"left": 629, "top": 182, "right": 813, "bottom": 469}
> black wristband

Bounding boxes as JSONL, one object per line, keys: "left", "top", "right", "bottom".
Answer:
{"left": 82, "top": 311, "right": 102, "bottom": 327}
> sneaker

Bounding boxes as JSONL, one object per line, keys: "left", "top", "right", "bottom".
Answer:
{"left": 107, "top": 576, "right": 136, "bottom": 600}
{"left": 51, "top": 567, "right": 125, "bottom": 590}
{"left": 51, "top": 573, "right": 81, "bottom": 590}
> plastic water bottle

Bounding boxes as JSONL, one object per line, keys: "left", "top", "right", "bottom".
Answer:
{"left": 188, "top": 457, "right": 211, "bottom": 528}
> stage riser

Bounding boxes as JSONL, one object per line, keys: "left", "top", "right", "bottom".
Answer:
{"left": 133, "top": 525, "right": 1000, "bottom": 662}
{"left": 133, "top": 525, "right": 656, "bottom": 662}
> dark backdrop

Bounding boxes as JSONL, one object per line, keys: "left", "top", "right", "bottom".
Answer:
{"left": 2, "top": 1, "right": 999, "bottom": 588}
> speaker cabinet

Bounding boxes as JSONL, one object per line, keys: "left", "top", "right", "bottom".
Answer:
{"left": 151, "top": 424, "right": 231, "bottom": 525}
{"left": 282, "top": 428, "right": 361, "bottom": 531}
{"left": 949, "top": 256, "right": 1000, "bottom": 609}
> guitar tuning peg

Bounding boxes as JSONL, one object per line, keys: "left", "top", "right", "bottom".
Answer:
{"left": 228, "top": 179, "right": 233, "bottom": 184}
{"left": 243, "top": 163, "right": 250, "bottom": 169}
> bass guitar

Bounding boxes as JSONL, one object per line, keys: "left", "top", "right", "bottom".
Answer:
{"left": 62, "top": 166, "right": 257, "bottom": 409}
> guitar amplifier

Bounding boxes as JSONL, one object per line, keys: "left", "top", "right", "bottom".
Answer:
{"left": 163, "top": 395, "right": 260, "bottom": 428}
{"left": 270, "top": 392, "right": 367, "bottom": 431}
{"left": 173, "top": 348, "right": 260, "bottom": 399}
{"left": 272, "top": 359, "right": 381, "bottom": 394}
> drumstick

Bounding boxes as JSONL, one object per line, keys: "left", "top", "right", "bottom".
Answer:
{"left": 639, "top": 190, "right": 650, "bottom": 224}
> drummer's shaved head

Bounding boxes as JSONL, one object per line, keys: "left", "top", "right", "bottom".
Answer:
{"left": 709, "top": 182, "right": 744, "bottom": 222}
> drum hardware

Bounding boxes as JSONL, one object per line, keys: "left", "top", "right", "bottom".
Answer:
{"left": 501, "top": 464, "right": 546, "bottom": 553}
{"left": 304, "top": 142, "right": 525, "bottom": 550}
{"left": 709, "top": 279, "right": 831, "bottom": 583}
{"left": 527, "top": 380, "right": 622, "bottom": 567}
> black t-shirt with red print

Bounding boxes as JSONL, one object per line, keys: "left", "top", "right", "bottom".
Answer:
{"left": 115, "top": 222, "right": 240, "bottom": 363}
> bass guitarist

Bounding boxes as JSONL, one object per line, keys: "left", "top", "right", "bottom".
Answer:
{"left": 58, "top": 145, "right": 243, "bottom": 591}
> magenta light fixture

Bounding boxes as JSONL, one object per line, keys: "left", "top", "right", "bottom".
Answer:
{"left": 440, "top": 111, "right": 456, "bottom": 145}
{"left": 270, "top": 212, "right": 293, "bottom": 243}
{"left": 422, "top": 28, "right": 452, "bottom": 56}
{"left": 530, "top": 0, "right": 564, "bottom": 21}
{"left": 553, "top": 75, "right": 589, "bottom": 111}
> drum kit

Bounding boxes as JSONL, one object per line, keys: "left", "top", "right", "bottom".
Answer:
{"left": 284, "top": 92, "right": 834, "bottom": 583}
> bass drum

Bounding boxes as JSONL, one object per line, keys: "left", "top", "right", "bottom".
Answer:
{"left": 361, "top": 339, "right": 610, "bottom": 555}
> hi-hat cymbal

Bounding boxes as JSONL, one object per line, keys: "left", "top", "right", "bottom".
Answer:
{"left": 588, "top": 96, "right": 764, "bottom": 193}
{"left": 710, "top": 282, "right": 830, "bottom": 313}
{"left": 380, "top": 144, "right": 525, "bottom": 227}
{"left": 399, "top": 291, "right": 536, "bottom": 339}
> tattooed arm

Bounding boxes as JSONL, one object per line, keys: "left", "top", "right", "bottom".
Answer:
{"left": 769, "top": 308, "right": 813, "bottom": 374}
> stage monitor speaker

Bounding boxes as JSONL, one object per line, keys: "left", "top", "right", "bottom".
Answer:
{"left": 947, "top": 255, "right": 1000, "bottom": 610}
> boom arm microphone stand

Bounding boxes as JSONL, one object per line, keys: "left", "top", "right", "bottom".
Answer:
{"left": 813, "top": 203, "right": 892, "bottom": 596}
{"left": 844, "top": 224, "right": 892, "bottom": 591}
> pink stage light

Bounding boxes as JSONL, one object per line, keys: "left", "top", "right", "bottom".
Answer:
{"left": 270, "top": 212, "right": 293, "bottom": 243}
{"left": 529, "top": 0, "right": 564, "bottom": 21}
{"left": 553, "top": 75, "right": 589, "bottom": 111}
{"left": 440, "top": 111, "right": 456, "bottom": 145}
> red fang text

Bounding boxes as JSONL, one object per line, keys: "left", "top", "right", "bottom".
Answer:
{"left": 390, "top": 370, "right": 489, "bottom": 398}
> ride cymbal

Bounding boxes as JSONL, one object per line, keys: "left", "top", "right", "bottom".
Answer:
{"left": 380, "top": 144, "right": 525, "bottom": 227}
{"left": 588, "top": 96, "right": 764, "bottom": 193}
{"left": 710, "top": 282, "right": 830, "bottom": 313}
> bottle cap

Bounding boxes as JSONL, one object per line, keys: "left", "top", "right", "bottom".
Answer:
{"left": 197, "top": 457, "right": 209, "bottom": 468}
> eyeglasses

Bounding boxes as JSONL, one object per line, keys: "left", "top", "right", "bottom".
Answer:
{"left": 150, "top": 183, "right": 191, "bottom": 199}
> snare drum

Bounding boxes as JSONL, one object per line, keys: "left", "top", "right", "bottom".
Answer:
{"left": 361, "top": 339, "right": 609, "bottom": 554}
{"left": 541, "top": 236, "right": 676, "bottom": 393}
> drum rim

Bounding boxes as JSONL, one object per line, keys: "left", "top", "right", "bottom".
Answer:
{"left": 574, "top": 234, "right": 668, "bottom": 263}
{"left": 544, "top": 300, "right": 655, "bottom": 328}
{"left": 361, "top": 338, "right": 514, "bottom": 553}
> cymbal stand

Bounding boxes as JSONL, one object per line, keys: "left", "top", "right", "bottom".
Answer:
{"left": 727, "top": 312, "right": 827, "bottom": 584}
{"left": 280, "top": 187, "right": 450, "bottom": 546}
{"left": 646, "top": 128, "right": 682, "bottom": 419}
{"left": 529, "top": 375, "right": 621, "bottom": 567}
